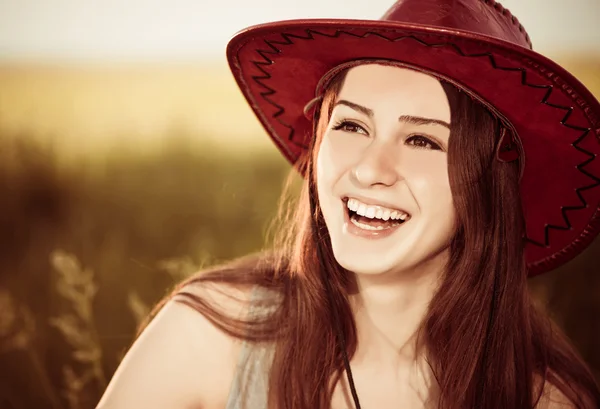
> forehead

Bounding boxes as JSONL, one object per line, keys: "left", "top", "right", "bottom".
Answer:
{"left": 336, "top": 64, "right": 451, "bottom": 122}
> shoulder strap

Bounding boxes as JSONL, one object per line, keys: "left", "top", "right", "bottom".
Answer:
{"left": 225, "top": 286, "right": 276, "bottom": 409}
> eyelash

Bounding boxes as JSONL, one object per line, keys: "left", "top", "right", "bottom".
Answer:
{"left": 331, "top": 120, "right": 367, "bottom": 135}
{"left": 331, "top": 120, "right": 443, "bottom": 151}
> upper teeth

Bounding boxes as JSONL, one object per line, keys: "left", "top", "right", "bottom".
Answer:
{"left": 346, "top": 198, "right": 409, "bottom": 221}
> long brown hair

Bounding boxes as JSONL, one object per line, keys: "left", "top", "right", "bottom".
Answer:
{"left": 148, "top": 65, "right": 600, "bottom": 409}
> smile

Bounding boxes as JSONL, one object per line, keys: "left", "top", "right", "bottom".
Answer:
{"left": 346, "top": 198, "right": 409, "bottom": 221}
{"left": 343, "top": 197, "right": 411, "bottom": 238}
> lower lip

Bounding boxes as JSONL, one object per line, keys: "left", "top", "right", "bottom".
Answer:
{"left": 342, "top": 205, "right": 406, "bottom": 239}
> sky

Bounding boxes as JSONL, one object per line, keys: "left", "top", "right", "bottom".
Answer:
{"left": 0, "top": 0, "right": 598, "bottom": 62}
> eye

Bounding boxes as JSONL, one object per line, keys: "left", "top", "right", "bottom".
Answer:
{"left": 406, "top": 135, "right": 442, "bottom": 151}
{"left": 331, "top": 120, "right": 368, "bottom": 135}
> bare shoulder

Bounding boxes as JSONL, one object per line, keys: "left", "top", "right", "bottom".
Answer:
{"left": 536, "top": 378, "right": 597, "bottom": 409}
{"left": 96, "top": 280, "right": 255, "bottom": 409}
{"left": 536, "top": 383, "right": 577, "bottom": 409}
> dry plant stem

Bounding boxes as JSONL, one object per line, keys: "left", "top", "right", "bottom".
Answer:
{"left": 0, "top": 295, "right": 63, "bottom": 409}
{"left": 50, "top": 250, "right": 107, "bottom": 406}
{"left": 63, "top": 365, "right": 86, "bottom": 409}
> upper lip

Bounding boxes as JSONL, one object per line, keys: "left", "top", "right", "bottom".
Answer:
{"left": 342, "top": 195, "right": 411, "bottom": 215}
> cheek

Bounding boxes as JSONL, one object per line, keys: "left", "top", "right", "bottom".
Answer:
{"left": 406, "top": 155, "right": 453, "bottom": 210}
{"left": 316, "top": 133, "right": 360, "bottom": 184}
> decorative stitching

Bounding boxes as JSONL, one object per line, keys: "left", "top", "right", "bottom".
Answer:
{"left": 381, "top": 0, "right": 532, "bottom": 48}
{"left": 242, "top": 28, "right": 599, "bottom": 263}
{"left": 481, "top": 0, "right": 531, "bottom": 47}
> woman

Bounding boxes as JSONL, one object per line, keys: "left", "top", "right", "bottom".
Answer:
{"left": 97, "top": 0, "right": 600, "bottom": 408}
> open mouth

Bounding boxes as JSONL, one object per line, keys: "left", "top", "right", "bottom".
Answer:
{"left": 343, "top": 197, "right": 411, "bottom": 232}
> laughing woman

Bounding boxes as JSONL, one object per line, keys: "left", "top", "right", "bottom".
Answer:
{"left": 97, "top": 1, "right": 600, "bottom": 408}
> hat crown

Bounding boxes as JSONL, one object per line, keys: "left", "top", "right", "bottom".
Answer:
{"left": 381, "top": 0, "right": 532, "bottom": 49}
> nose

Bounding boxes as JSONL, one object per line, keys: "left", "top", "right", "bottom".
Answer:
{"left": 350, "top": 141, "right": 399, "bottom": 188}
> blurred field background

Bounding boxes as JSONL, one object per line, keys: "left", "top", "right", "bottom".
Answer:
{"left": 0, "top": 1, "right": 599, "bottom": 408}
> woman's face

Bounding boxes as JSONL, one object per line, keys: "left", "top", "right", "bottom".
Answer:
{"left": 316, "top": 64, "right": 456, "bottom": 277}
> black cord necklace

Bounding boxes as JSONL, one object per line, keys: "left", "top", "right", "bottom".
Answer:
{"left": 309, "top": 180, "right": 363, "bottom": 409}
{"left": 308, "top": 162, "right": 497, "bottom": 409}
{"left": 317, "top": 241, "right": 497, "bottom": 409}
{"left": 320, "top": 259, "right": 362, "bottom": 409}
{"left": 329, "top": 297, "right": 363, "bottom": 409}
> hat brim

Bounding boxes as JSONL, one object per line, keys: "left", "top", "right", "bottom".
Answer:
{"left": 226, "top": 19, "right": 600, "bottom": 276}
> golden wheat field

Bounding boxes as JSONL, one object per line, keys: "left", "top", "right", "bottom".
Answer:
{"left": 0, "top": 55, "right": 599, "bottom": 409}
{"left": 0, "top": 61, "right": 273, "bottom": 162}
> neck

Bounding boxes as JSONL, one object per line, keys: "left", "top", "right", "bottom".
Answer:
{"left": 348, "top": 255, "right": 446, "bottom": 369}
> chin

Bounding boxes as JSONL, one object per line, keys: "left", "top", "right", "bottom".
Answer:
{"left": 331, "top": 243, "right": 451, "bottom": 280}
{"left": 333, "top": 250, "right": 404, "bottom": 277}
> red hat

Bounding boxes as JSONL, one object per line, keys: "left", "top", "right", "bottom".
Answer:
{"left": 226, "top": 0, "right": 600, "bottom": 276}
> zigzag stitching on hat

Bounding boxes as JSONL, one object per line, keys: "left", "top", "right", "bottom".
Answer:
{"left": 249, "top": 29, "right": 556, "bottom": 146}
{"left": 524, "top": 130, "right": 599, "bottom": 248}
{"left": 437, "top": 51, "right": 598, "bottom": 249}
{"left": 248, "top": 28, "right": 599, "bottom": 250}
{"left": 522, "top": 88, "right": 599, "bottom": 247}
{"left": 250, "top": 41, "right": 289, "bottom": 142}
{"left": 249, "top": 30, "right": 467, "bottom": 148}
{"left": 456, "top": 51, "right": 600, "bottom": 247}
{"left": 251, "top": 33, "right": 349, "bottom": 138}
{"left": 443, "top": 49, "right": 600, "bottom": 249}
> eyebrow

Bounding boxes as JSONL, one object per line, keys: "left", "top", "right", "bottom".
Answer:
{"left": 335, "top": 99, "right": 450, "bottom": 129}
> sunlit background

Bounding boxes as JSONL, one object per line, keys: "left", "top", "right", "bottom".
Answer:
{"left": 0, "top": 1, "right": 599, "bottom": 408}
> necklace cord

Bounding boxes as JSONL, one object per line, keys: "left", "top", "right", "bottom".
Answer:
{"left": 319, "top": 248, "right": 362, "bottom": 409}
{"left": 308, "top": 178, "right": 495, "bottom": 409}
{"left": 308, "top": 174, "right": 363, "bottom": 409}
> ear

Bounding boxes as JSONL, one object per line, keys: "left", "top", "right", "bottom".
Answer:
{"left": 495, "top": 127, "right": 520, "bottom": 163}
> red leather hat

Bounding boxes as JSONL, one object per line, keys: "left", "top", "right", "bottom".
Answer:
{"left": 226, "top": 0, "right": 600, "bottom": 276}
